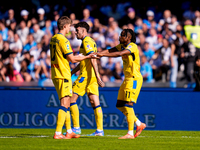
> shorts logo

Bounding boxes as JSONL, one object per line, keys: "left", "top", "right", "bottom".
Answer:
{"left": 70, "top": 89, "right": 72, "bottom": 94}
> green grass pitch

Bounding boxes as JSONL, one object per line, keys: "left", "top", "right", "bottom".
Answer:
{"left": 0, "top": 129, "right": 200, "bottom": 150}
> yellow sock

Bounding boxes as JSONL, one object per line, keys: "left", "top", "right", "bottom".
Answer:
{"left": 93, "top": 105, "right": 103, "bottom": 130}
{"left": 55, "top": 106, "right": 67, "bottom": 132}
{"left": 124, "top": 106, "right": 135, "bottom": 131}
{"left": 64, "top": 109, "right": 71, "bottom": 130}
{"left": 70, "top": 103, "right": 80, "bottom": 128}
{"left": 117, "top": 105, "right": 136, "bottom": 131}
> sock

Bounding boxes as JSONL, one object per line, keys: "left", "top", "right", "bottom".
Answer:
{"left": 64, "top": 108, "right": 71, "bottom": 130}
{"left": 67, "top": 129, "right": 72, "bottom": 134}
{"left": 128, "top": 130, "right": 134, "bottom": 136}
{"left": 93, "top": 105, "right": 103, "bottom": 131}
{"left": 117, "top": 105, "right": 136, "bottom": 131}
{"left": 135, "top": 118, "right": 142, "bottom": 126}
{"left": 55, "top": 106, "right": 68, "bottom": 133}
{"left": 55, "top": 131, "right": 61, "bottom": 135}
{"left": 70, "top": 103, "right": 80, "bottom": 128}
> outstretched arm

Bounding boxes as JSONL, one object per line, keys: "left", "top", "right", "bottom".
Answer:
{"left": 66, "top": 53, "right": 93, "bottom": 63}
{"left": 97, "top": 49, "right": 131, "bottom": 57}
{"left": 91, "top": 57, "right": 105, "bottom": 87}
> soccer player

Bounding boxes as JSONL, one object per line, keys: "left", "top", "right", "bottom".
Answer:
{"left": 69, "top": 21, "right": 105, "bottom": 136}
{"left": 95, "top": 29, "right": 146, "bottom": 139}
{"left": 50, "top": 16, "right": 93, "bottom": 139}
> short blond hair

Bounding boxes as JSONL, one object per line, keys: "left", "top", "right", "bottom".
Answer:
{"left": 57, "top": 16, "right": 72, "bottom": 31}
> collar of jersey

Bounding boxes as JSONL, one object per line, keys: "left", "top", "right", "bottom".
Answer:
{"left": 82, "top": 36, "right": 88, "bottom": 40}
{"left": 57, "top": 33, "right": 64, "bottom": 36}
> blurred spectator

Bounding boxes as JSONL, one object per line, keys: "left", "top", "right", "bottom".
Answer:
{"left": 41, "top": 35, "right": 50, "bottom": 52}
{"left": 111, "top": 61, "right": 124, "bottom": 83}
{"left": 149, "top": 49, "right": 163, "bottom": 81}
{"left": 152, "top": 34, "right": 163, "bottom": 51}
{"left": 42, "top": 19, "right": 53, "bottom": 37}
{"left": 69, "top": 13, "right": 79, "bottom": 25}
{"left": 0, "top": 20, "right": 8, "bottom": 41}
{"left": 32, "top": 24, "right": 45, "bottom": 43}
{"left": 134, "top": 17, "right": 143, "bottom": 34}
{"left": 23, "top": 34, "right": 37, "bottom": 53}
{"left": 140, "top": 55, "right": 153, "bottom": 83}
{"left": 0, "top": 63, "right": 6, "bottom": 81}
{"left": 7, "top": 29, "right": 14, "bottom": 43}
{"left": 160, "top": 38, "right": 171, "bottom": 82}
{"left": 0, "top": 41, "right": 12, "bottom": 63}
{"left": 37, "top": 8, "right": 46, "bottom": 29}
{"left": 16, "top": 20, "right": 29, "bottom": 46}
{"left": 30, "top": 42, "right": 43, "bottom": 61}
{"left": 143, "top": 42, "right": 155, "bottom": 61}
{"left": 68, "top": 27, "right": 81, "bottom": 53}
{"left": 194, "top": 55, "right": 200, "bottom": 91}
{"left": 194, "top": 10, "right": 200, "bottom": 26}
{"left": 146, "top": 28, "right": 158, "bottom": 49}
{"left": 168, "top": 15, "right": 179, "bottom": 32}
{"left": 5, "top": 63, "right": 24, "bottom": 82}
{"left": 81, "top": 8, "right": 94, "bottom": 27}
{"left": 170, "top": 38, "right": 181, "bottom": 88}
{"left": 181, "top": 35, "right": 196, "bottom": 82}
{"left": 9, "top": 33, "right": 23, "bottom": 57}
{"left": 143, "top": 10, "right": 155, "bottom": 29}
{"left": 20, "top": 10, "right": 31, "bottom": 28}
{"left": 52, "top": 12, "right": 60, "bottom": 31}
{"left": 5, "top": 9, "right": 16, "bottom": 28}
{"left": 0, "top": 34, "right": 3, "bottom": 50}
{"left": 119, "top": 7, "right": 136, "bottom": 27}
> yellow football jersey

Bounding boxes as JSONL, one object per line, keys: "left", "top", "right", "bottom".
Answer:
{"left": 79, "top": 36, "right": 97, "bottom": 77}
{"left": 115, "top": 42, "right": 142, "bottom": 79}
{"left": 50, "top": 33, "right": 73, "bottom": 79}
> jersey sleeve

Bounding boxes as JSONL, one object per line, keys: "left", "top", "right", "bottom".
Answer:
{"left": 115, "top": 44, "right": 122, "bottom": 51}
{"left": 83, "top": 39, "right": 94, "bottom": 55}
{"left": 126, "top": 43, "right": 137, "bottom": 53}
{"left": 60, "top": 40, "right": 73, "bottom": 56}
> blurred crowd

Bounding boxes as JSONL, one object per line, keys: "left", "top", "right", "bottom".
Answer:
{"left": 0, "top": 0, "right": 200, "bottom": 87}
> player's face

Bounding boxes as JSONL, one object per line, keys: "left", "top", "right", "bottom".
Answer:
{"left": 119, "top": 30, "right": 127, "bottom": 44}
{"left": 75, "top": 27, "right": 84, "bottom": 39}
{"left": 64, "top": 24, "right": 71, "bottom": 34}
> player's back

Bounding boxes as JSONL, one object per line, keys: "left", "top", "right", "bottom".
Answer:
{"left": 50, "top": 33, "right": 73, "bottom": 79}
{"left": 79, "top": 36, "right": 97, "bottom": 78}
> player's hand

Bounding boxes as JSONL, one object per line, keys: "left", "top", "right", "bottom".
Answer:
{"left": 91, "top": 52, "right": 100, "bottom": 59}
{"left": 97, "top": 78, "right": 105, "bottom": 88}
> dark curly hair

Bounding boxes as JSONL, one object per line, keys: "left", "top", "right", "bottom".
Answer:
{"left": 74, "top": 21, "right": 90, "bottom": 32}
{"left": 123, "top": 29, "right": 136, "bottom": 43}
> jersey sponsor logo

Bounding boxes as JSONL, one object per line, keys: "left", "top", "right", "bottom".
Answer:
{"left": 51, "top": 64, "right": 59, "bottom": 68}
{"left": 51, "top": 38, "right": 60, "bottom": 44}
{"left": 128, "top": 45, "right": 132, "bottom": 49}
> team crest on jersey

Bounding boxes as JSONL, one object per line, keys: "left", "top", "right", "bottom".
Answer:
{"left": 86, "top": 44, "right": 92, "bottom": 50}
{"left": 128, "top": 45, "right": 132, "bottom": 49}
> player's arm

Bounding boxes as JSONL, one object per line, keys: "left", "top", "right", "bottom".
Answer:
{"left": 97, "top": 49, "right": 131, "bottom": 57}
{"left": 99, "top": 47, "right": 118, "bottom": 55}
{"left": 71, "top": 63, "right": 80, "bottom": 75}
{"left": 66, "top": 53, "right": 92, "bottom": 63}
{"left": 90, "top": 56, "right": 105, "bottom": 87}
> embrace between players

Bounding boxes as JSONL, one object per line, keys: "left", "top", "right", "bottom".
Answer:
{"left": 50, "top": 16, "right": 146, "bottom": 140}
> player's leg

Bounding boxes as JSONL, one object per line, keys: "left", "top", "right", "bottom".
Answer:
{"left": 69, "top": 93, "right": 81, "bottom": 134}
{"left": 87, "top": 93, "right": 104, "bottom": 136}
{"left": 132, "top": 78, "right": 146, "bottom": 138}
{"left": 69, "top": 77, "right": 86, "bottom": 134}
{"left": 116, "top": 100, "right": 135, "bottom": 139}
